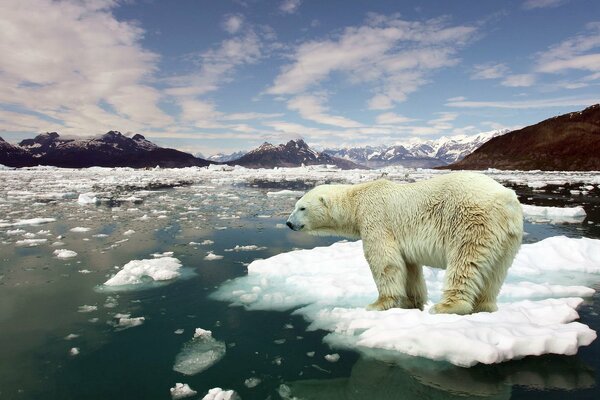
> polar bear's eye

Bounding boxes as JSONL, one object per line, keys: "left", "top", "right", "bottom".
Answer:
{"left": 299, "top": 207, "right": 306, "bottom": 211}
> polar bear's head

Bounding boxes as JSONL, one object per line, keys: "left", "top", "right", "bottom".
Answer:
{"left": 286, "top": 184, "right": 357, "bottom": 237}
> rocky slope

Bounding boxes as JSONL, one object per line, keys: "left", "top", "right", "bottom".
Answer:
{"left": 446, "top": 105, "right": 600, "bottom": 171}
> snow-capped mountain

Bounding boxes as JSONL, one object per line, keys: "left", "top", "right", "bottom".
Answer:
{"left": 206, "top": 151, "right": 247, "bottom": 163}
{"left": 1, "top": 131, "right": 211, "bottom": 168}
{"left": 324, "top": 129, "right": 510, "bottom": 168}
{"left": 228, "top": 139, "right": 363, "bottom": 169}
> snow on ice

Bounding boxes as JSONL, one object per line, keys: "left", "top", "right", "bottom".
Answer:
{"left": 201, "top": 388, "right": 239, "bottom": 400}
{"left": 173, "top": 328, "right": 226, "bottom": 376}
{"left": 213, "top": 236, "right": 600, "bottom": 367}
{"left": 103, "top": 257, "right": 182, "bottom": 288}
{"left": 170, "top": 383, "right": 197, "bottom": 399}
{"left": 53, "top": 249, "right": 78, "bottom": 259}
{"left": 522, "top": 204, "right": 587, "bottom": 224}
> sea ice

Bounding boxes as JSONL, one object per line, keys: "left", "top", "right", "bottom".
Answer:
{"left": 225, "top": 245, "right": 267, "bottom": 252}
{"left": 103, "top": 257, "right": 182, "bottom": 287}
{"left": 173, "top": 329, "right": 226, "bottom": 375}
{"left": 0, "top": 217, "right": 56, "bottom": 228}
{"left": 522, "top": 204, "right": 586, "bottom": 223}
{"left": 201, "top": 388, "right": 239, "bottom": 400}
{"left": 204, "top": 252, "right": 224, "bottom": 261}
{"left": 112, "top": 314, "right": 145, "bottom": 330}
{"left": 69, "top": 347, "right": 80, "bottom": 356}
{"left": 77, "top": 193, "right": 98, "bottom": 205}
{"left": 266, "top": 190, "right": 304, "bottom": 197}
{"left": 244, "top": 377, "right": 261, "bottom": 388}
{"left": 324, "top": 353, "right": 340, "bottom": 363}
{"left": 15, "top": 238, "right": 47, "bottom": 247}
{"left": 70, "top": 227, "right": 91, "bottom": 233}
{"left": 170, "top": 383, "right": 197, "bottom": 399}
{"left": 53, "top": 249, "right": 78, "bottom": 259}
{"left": 78, "top": 305, "right": 97, "bottom": 313}
{"left": 213, "top": 235, "right": 600, "bottom": 367}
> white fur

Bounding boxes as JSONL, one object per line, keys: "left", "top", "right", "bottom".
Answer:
{"left": 287, "top": 172, "right": 523, "bottom": 315}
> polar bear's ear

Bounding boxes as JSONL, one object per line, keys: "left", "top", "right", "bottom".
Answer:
{"left": 319, "top": 195, "right": 329, "bottom": 208}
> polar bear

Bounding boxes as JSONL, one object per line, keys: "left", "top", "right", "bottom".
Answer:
{"left": 286, "top": 172, "right": 523, "bottom": 315}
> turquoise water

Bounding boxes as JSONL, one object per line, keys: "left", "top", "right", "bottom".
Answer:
{"left": 1, "top": 173, "right": 599, "bottom": 399}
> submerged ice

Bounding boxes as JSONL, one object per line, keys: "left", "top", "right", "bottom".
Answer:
{"left": 173, "top": 328, "right": 226, "bottom": 376}
{"left": 213, "top": 236, "right": 600, "bottom": 367}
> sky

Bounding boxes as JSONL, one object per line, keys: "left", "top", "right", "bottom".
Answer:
{"left": 0, "top": 0, "right": 599, "bottom": 156}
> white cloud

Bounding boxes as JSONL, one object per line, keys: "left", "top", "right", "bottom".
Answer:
{"left": 267, "top": 15, "right": 476, "bottom": 111}
{"left": 536, "top": 24, "right": 600, "bottom": 74}
{"left": 280, "top": 0, "right": 302, "bottom": 14}
{"left": 375, "top": 112, "right": 415, "bottom": 125}
{"left": 0, "top": 0, "right": 172, "bottom": 135}
{"left": 522, "top": 0, "right": 567, "bottom": 10}
{"left": 446, "top": 96, "right": 599, "bottom": 109}
{"left": 471, "top": 63, "right": 509, "bottom": 80}
{"left": 501, "top": 74, "right": 536, "bottom": 87}
{"left": 222, "top": 14, "right": 244, "bottom": 34}
{"left": 287, "top": 95, "right": 363, "bottom": 127}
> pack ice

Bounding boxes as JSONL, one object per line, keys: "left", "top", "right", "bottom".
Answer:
{"left": 213, "top": 236, "right": 599, "bottom": 367}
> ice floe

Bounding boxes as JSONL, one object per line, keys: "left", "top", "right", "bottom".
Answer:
{"left": 0, "top": 217, "right": 56, "bottom": 228}
{"left": 225, "top": 244, "right": 267, "bottom": 252}
{"left": 522, "top": 204, "right": 587, "bottom": 224}
{"left": 173, "top": 328, "right": 226, "bottom": 375}
{"left": 70, "top": 227, "right": 91, "bottom": 233}
{"left": 170, "top": 383, "right": 197, "bottom": 399}
{"left": 77, "top": 193, "right": 98, "bottom": 205}
{"left": 201, "top": 388, "right": 239, "bottom": 400}
{"left": 103, "top": 257, "right": 182, "bottom": 288}
{"left": 204, "top": 252, "right": 224, "bottom": 261}
{"left": 213, "top": 235, "right": 600, "bottom": 367}
{"left": 15, "top": 238, "right": 47, "bottom": 247}
{"left": 53, "top": 249, "right": 78, "bottom": 259}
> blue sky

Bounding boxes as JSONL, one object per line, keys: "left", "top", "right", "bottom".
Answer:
{"left": 0, "top": 0, "right": 599, "bottom": 155}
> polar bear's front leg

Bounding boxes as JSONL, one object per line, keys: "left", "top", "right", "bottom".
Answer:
{"left": 362, "top": 238, "right": 409, "bottom": 311}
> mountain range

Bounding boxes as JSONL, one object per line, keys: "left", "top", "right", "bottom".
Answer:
{"left": 447, "top": 104, "right": 600, "bottom": 171}
{"left": 226, "top": 139, "right": 363, "bottom": 169}
{"left": 0, "top": 131, "right": 210, "bottom": 168}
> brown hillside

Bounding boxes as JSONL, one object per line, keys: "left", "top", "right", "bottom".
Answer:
{"left": 445, "top": 104, "right": 600, "bottom": 171}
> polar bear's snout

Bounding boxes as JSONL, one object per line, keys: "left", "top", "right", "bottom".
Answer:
{"left": 286, "top": 215, "right": 304, "bottom": 231}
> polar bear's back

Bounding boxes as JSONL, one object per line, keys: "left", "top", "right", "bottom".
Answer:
{"left": 357, "top": 172, "right": 522, "bottom": 268}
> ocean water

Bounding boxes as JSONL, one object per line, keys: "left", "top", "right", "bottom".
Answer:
{"left": 0, "top": 167, "right": 599, "bottom": 400}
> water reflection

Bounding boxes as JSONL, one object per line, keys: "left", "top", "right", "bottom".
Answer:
{"left": 286, "top": 354, "right": 594, "bottom": 399}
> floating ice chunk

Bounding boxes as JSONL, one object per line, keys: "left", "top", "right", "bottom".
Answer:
{"left": 200, "top": 240, "right": 214, "bottom": 245}
{"left": 65, "top": 334, "right": 79, "bottom": 340}
{"left": 103, "top": 257, "right": 182, "bottom": 287}
{"left": 16, "top": 238, "right": 47, "bottom": 246}
{"left": 170, "top": 383, "right": 197, "bottom": 399}
{"left": 522, "top": 204, "right": 586, "bottom": 223}
{"left": 225, "top": 245, "right": 267, "bottom": 252}
{"left": 173, "top": 329, "right": 226, "bottom": 375}
{"left": 53, "top": 249, "right": 78, "bottom": 259}
{"left": 78, "top": 269, "right": 92, "bottom": 274}
{"left": 112, "top": 314, "right": 145, "bottom": 330}
{"left": 152, "top": 251, "right": 174, "bottom": 258}
{"left": 213, "top": 236, "right": 600, "bottom": 367}
{"left": 244, "top": 377, "right": 261, "bottom": 388}
{"left": 78, "top": 305, "right": 97, "bottom": 313}
{"left": 324, "top": 353, "right": 340, "bottom": 363}
{"left": 77, "top": 193, "right": 98, "bottom": 205}
{"left": 0, "top": 217, "right": 56, "bottom": 228}
{"left": 70, "top": 227, "right": 91, "bottom": 233}
{"left": 6, "top": 229, "right": 26, "bottom": 235}
{"left": 201, "top": 388, "right": 239, "bottom": 400}
{"left": 266, "top": 190, "right": 304, "bottom": 197}
{"left": 174, "top": 329, "right": 185, "bottom": 335}
{"left": 123, "top": 229, "right": 136, "bottom": 236}
{"left": 204, "top": 252, "right": 223, "bottom": 261}
{"left": 69, "top": 347, "right": 80, "bottom": 356}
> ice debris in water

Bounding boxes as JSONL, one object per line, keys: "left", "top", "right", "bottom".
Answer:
{"left": 244, "top": 377, "right": 261, "bottom": 388}
{"left": 78, "top": 305, "right": 97, "bottom": 313}
{"left": 112, "top": 313, "right": 145, "bottom": 330}
{"left": 173, "top": 328, "right": 226, "bottom": 376}
{"left": 70, "top": 227, "right": 91, "bottom": 233}
{"left": 0, "top": 217, "right": 56, "bottom": 228}
{"left": 213, "top": 235, "right": 600, "bottom": 367}
{"left": 103, "top": 257, "right": 182, "bottom": 287}
{"left": 225, "top": 245, "right": 267, "bottom": 252}
{"left": 324, "top": 353, "right": 340, "bottom": 363}
{"left": 77, "top": 193, "right": 98, "bottom": 205}
{"left": 522, "top": 204, "right": 586, "bottom": 224}
{"left": 69, "top": 347, "right": 80, "bottom": 356}
{"left": 201, "top": 388, "right": 239, "bottom": 400}
{"left": 53, "top": 249, "right": 78, "bottom": 259}
{"left": 204, "top": 252, "right": 223, "bottom": 261}
{"left": 170, "top": 383, "right": 197, "bottom": 399}
{"left": 15, "top": 238, "right": 47, "bottom": 247}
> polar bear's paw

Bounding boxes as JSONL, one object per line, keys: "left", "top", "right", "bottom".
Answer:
{"left": 429, "top": 300, "right": 473, "bottom": 315}
{"left": 366, "top": 296, "right": 401, "bottom": 311}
